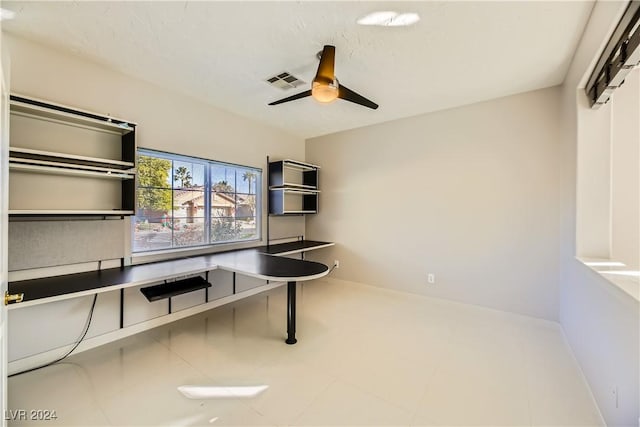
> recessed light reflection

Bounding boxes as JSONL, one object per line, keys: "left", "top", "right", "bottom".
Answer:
{"left": 357, "top": 11, "right": 420, "bottom": 27}
{"left": 387, "top": 13, "right": 420, "bottom": 27}
{"left": 357, "top": 11, "right": 397, "bottom": 26}
{"left": 597, "top": 270, "right": 640, "bottom": 277}
{"left": 584, "top": 261, "right": 626, "bottom": 267}
{"left": 178, "top": 385, "right": 269, "bottom": 399}
{"left": 0, "top": 8, "right": 16, "bottom": 21}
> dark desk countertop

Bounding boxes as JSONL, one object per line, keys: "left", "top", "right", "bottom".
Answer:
{"left": 9, "top": 240, "right": 334, "bottom": 308}
{"left": 259, "top": 240, "right": 334, "bottom": 255}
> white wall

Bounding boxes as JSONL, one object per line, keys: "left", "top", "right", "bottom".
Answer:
{"left": 559, "top": 1, "right": 639, "bottom": 425}
{"left": 306, "top": 87, "right": 563, "bottom": 321}
{"left": 5, "top": 34, "right": 304, "bottom": 362}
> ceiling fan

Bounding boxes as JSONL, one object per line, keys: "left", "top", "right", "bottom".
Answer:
{"left": 268, "top": 45, "right": 379, "bottom": 110}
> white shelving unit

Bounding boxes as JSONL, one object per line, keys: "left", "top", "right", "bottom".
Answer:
{"left": 268, "top": 159, "right": 320, "bottom": 215}
{"left": 8, "top": 94, "right": 137, "bottom": 216}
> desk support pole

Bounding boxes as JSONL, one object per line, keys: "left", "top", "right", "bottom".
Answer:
{"left": 286, "top": 281, "right": 297, "bottom": 344}
{"left": 119, "top": 288, "right": 124, "bottom": 329}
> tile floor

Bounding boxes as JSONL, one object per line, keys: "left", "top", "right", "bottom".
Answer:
{"left": 8, "top": 279, "right": 604, "bottom": 426}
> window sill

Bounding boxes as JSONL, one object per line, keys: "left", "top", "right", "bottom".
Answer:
{"left": 576, "top": 257, "right": 640, "bottom": 302}
{"left": 132, "top": 239, "right": 262, "bottom": 265}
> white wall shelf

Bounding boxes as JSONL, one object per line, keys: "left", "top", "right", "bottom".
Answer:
{"left": 10, "top": 147, "right": 135, "bottom": 169}
{"left": 9, "top": 94, "right": 137, "bottom": 216}
{"left": 10, "top": 95, "right": 135, "bottom": 135}
{"left": 280, "top": 159, "right": 320, "bottom": 171}
{"left": 9, "top": 162, "right": 135, "bottom": 179}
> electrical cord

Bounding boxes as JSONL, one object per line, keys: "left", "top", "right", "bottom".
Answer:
{"left": 328, "top": 262, "right": 338, "bottom": 274}
{"left": 9, "top": 293, "right": 98, "bottom": 377}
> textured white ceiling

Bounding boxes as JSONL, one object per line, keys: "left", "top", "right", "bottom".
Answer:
{"left": 2, "top": 1, "right": 594, "bottom": 139}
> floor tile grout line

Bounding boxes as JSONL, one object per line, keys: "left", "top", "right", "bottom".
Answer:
{"left": 338, "top": 375, "right": 418, "bottom": 421}
{"left": 66, "top": 361, "right": 123, "bottom": 424}
{"left": 289, "top": 377, "right": 338, "bottom": 425}
{"left": 45, "top": 362, "right": 116, "bottom": 427}
{"left": 148, "top": 322, "right": 215, "bottom": 381}
{"left": 407, "top": 302, "right": 474, "bottom": 426}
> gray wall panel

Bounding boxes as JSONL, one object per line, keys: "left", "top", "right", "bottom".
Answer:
{"left": 9, "top": 219, "right": 125, "bottom": 270}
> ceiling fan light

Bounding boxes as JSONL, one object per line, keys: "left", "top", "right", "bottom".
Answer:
{"left": 356, "top": 11, "right": 397, "bottom": 26}
{"left": 312, "top": 81, "right": 339, "bottom": 103}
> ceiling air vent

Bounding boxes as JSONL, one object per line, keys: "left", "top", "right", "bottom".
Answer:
{"left": 265, "top": 72, "right": 305, "bottom": 90}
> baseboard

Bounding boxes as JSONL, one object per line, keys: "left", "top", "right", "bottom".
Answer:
{"left": 8, "top": 280, "right": 287, "bottom": 375}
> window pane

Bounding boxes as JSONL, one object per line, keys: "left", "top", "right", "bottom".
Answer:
{"left": 173, "top": 161, "right": 205, "bottom": 189}
{"left": 173, "top": 218, "right": 206, "bottom": 247}
{"left": 236, "top": 169, "right": 258, "bottom": 194}
{"left": 211, "top": 191, "right": 236, "bottom": 218}
{"left": 137, "top": 155, "right": 172, "bottom": 188}
{"left": 236, "top": 216, "right": 258, "bottom": 240}
{"left": 236, "top": 194, "right": 256, "bottom": 218}
{"left": 211, "top": 165, "right": 236, "bottom": 193}
{"left": 133, "top": 217, "right": 173, "bottom": 252}
{"left": 211, "top": 217, "right": 241, "bottom": 243}
{"left": 173, "top": 190, "right": 205, "bottom": 218}
{"left": 137, "top": 188, "right": 172, "bottom": 217}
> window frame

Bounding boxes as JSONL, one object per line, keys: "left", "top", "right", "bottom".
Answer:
{"left": 133, "top": 148, "right": 262, "bottom": 253}
{"left": 575, "top": 68, "right": 640, "bottom": 301}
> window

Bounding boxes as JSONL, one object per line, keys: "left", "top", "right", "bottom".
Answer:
{"left": 576, "top": 67, "right": 639, "bottom": 298}
{"left": 133, "top": 149, "right": 261, "bottom": 252}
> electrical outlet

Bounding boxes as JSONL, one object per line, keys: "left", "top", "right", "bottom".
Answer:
{"left": 427, "top": 273, "right": 435, "bottom": 284}
{"left": 334, "top": 260, "right": 340, "bottom": 269}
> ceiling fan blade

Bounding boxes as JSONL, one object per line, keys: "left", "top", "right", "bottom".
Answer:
{"left": 315, "top": 45, "right": 336, "bottom": 82}
{"left": 338, "top": 85, "right": 379, "bottom": 110}
{"left": 268, "top": 90, "right": 312, "bottom": 106}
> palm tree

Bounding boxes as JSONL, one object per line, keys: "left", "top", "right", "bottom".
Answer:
{"left": 242, "top": 171, "right": 257, "bottom": 194}
{"left": 174, "top": 166, "right": 193, "bottom": 188}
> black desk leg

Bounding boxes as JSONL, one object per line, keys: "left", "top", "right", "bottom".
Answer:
{"left": 119, "top": 288, "right": 124, "bottom": 329}
{"left": 286, "top": 281, "right": 297, "bottom": 345}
